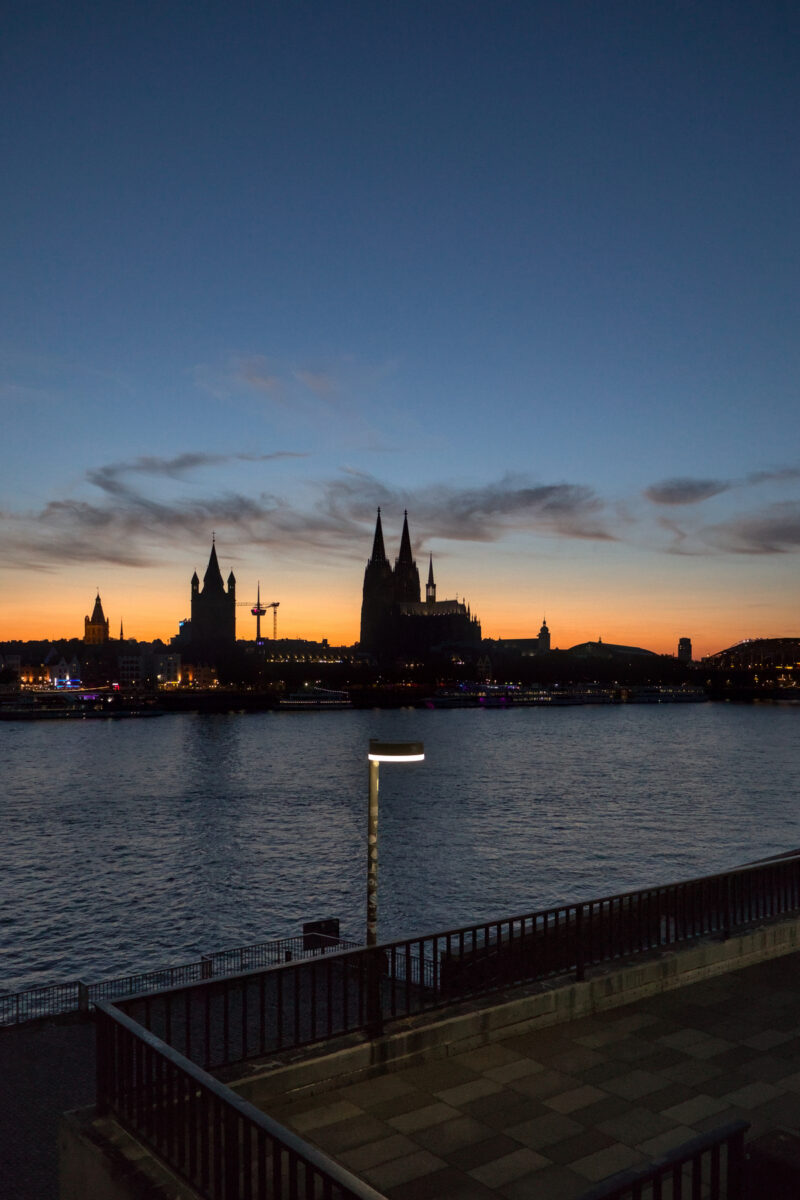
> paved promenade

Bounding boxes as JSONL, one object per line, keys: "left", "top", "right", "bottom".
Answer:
{"left": 5, "top": 950, "right": 800, "bottom": 1198}
{"left": 265, "top": 952, "right": 800, "bottom": 1199}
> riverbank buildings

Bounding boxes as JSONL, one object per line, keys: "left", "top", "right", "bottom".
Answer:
{"left": 359, "top": 510, "right": 481, "bottom": 663}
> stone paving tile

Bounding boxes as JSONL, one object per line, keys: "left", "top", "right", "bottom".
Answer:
{"left": 340, "top": 1133, "right": 420, "bottom": 1172}
{"left": 660, "top": 1093, "right": 730, "bottom": 1126}
{"left": 339, "top": 1075, "right": 417, "bottom": 1105}
{"left": 414, "top": 1116, "right": 497, "bottom": 1155}
{"left": 603, "top": 1069, "right": 667, "bottom": 1100}
{"left": 659, "top": 1057, "right": 723, "bottom": 1087}
{"left": 447, "top": 1133, "right": 523, "bottom": 1172}
{"left": 546, "top": 1045, "right": 608, "bottom": 1075}
{"left": 747, "top": 1090, "right": 800, "bottom": 1129}
{"left": 571, "top": 1093, "right": 633, "bottom": 1128}
{"left": 508, "top": 1068, "right": 581, "bottom": 1101}
{"left": 399, "top": 1061, "right": 480, "bottom": 1092}
{"left": 362, "top": 1150, "right": 449, "bottom": 1192}
{"left": 570, "top": 1141, "right": 646, "bottom": 1183}
{"left": 543, "top": 1084, "right": 608, "bottom": 1114}
{"left": 721, "top": 1081, "right": 785, "bottom": 1110}
{"left": 776, "top": 1069, "right": 800, "bottom": 1092}
{"left": 454, "top": 1044, "right": 527, "bottom": 1072}
{"left": 579, "top": 1059, "right": 631, "bottom": 1086}
{"left": 544, "top": 1127, "right": 615, "bottom": 1165}
{"left": 729, "top": 1054, "right": 794, "bottom": 1083}
{"left": 389, "top": 1101, "right": 461, "bottom": 1133}
{"left": 311, "top": 1113, "right": 393, "bottom": 1154}
{"left": 483, "top": 1057, "right": 545, "bottom": 1084}
{"left": 636, "top": 1124, "right": 697, "bottom": 1158}
{"left": 506, "top": 1110, "right": 583, "bottom": 1151}
{"left": 435, "top": 1079, "right": 504, "bottom": 1107}
{"left": 499, "top": 1164, "right": 587, "bottom": 1200}
{"left": 468, "top": 1147, "right": 550, "bottom": 1189}
{"left": 289, "top": 1098, "right": 363, "bottom": 1132}
{"left": 370, "top": 1089, "right": 438, "bottom": 1121}
{"left": 596, "top": 1105, "right": 678, "bottom": 1147}
{"left": 682, "top": 1035, "right": 736, "bottom": 1060}
{"left": 636, "top": 1081, "right": 697, "bottom": 1112}
{"left": 741, "top": 1029, "right": 795, "bottom": 1051}
{"left": 387, "top": 1166, "right": 497, "bottom": 1199}
{"left": 609, "top": 1036, "right": 660, "bottom": 1064}
{"left": 461, "top": 1089, "right": 550, "bottom": 1131}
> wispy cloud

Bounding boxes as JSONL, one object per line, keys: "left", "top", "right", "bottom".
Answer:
{"left": 0, "top": 459, "right": 613, "bottom": 571}
{"left": 645, "top": 478, "right": 731, "bottom": 505}
{"left": 703, "top": 502, "right": 800, "bottom": 555}
{"left": 645, "top": 467, "right": 800, "bottom": 507}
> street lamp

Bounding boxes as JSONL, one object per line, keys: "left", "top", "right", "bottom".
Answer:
{"left": 366, "top": 739, "right": 424, "bottom": 947}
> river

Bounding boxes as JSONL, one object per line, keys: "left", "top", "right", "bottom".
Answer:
{"left": 2, "top": 702, "right": 799, "bottom": 993}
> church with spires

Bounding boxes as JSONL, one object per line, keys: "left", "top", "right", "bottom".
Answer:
{"left": 360, "top": 510, "right": 481, "bottom": 662}
{"left": 178, "top": 538, "right": 236, "bottom": 663}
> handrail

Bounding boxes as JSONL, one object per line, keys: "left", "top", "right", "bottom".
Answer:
{"left": 95, "top": 999, "right": 387, "bottom": 1200}
{"left": 578, "top": 1119, "right": 748, "bottom": 1199}
{"left": 0, "top": 931, "right": 361, "bottom": 1027}
{"left": 108, "top": 851, "right": 800, "bottom": 1071}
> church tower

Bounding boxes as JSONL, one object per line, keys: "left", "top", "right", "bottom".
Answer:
{"left": 84, "top": 592, "right": 110, "bottom": 644}
{"left": 189, "top": 539, "right": 236, "bottom": 660}
{"left": 538, "top": 618, "right": 551, "bottom": 654}
{"left": 360, "top": 509, "right": 395, "bottom": 652}
{"left": 393, "top": 511, "right": 421, "bottom": 603}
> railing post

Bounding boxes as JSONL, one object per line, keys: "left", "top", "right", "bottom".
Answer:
{"left": 724, "top": 874, "right": 733, "bottom": 940}
{"left": 201, "top": 955, "right": 213, "bottom": 979}
{"left": 575, "top": 906, "right": 585, "bottom": 982}
{"left": 729, "top": 1124, "right": 746, "bottom": 1200}
{"left": 366, "top": 947, "right": 384, "bottom": 1038}
{"left": 95, "top": 1008, "right": 110, "bottom": 1116}
{"left": 77, "top": 981, "right": 90, "bottom": 1014}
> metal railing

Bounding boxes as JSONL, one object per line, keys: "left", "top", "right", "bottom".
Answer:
{"left": 115, "top": 851, "right": 800, "bottom": 1069}
{"left": 95, "top": 1000, "right": 387, "bottom": 1200}
{"left": 0, "top": 932, "right": 358, "bottom": 1027}
{"left": 578, "top": 1121, "right": 748, "bottom": 1199}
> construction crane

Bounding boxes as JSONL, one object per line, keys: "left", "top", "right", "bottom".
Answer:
{"left": 236, "top": 583, "right": 279, "bottom": 642}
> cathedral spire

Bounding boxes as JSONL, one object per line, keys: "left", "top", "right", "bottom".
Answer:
{"left": 204, "top": 539, "right": 225, "bottom": 591}
{"left": 398, "top": 510, "right": 413, "bottom": 565}
{"left": 426, "top": 554, "right": 436, "bottom": 604}
{"left": 369, "top": 508, "right": 388, "bottom": 564}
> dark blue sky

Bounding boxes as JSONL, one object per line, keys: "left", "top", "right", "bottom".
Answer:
{"left": 2, "top": 2, "right": 798, "bottom": 649}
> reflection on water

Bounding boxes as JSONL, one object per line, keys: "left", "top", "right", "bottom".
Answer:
{"left": 2, "top": 704, "right": 799, "bottom": 991}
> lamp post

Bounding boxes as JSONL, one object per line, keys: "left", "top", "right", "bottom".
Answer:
{"left": 366, "top": 739, "right": 424, "bottom": 947}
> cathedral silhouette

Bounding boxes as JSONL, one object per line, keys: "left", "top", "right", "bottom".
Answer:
{"left": 360, "top": 510, "right": 481, "bottom": 661}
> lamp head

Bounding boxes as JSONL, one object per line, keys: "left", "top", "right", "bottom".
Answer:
{"left": 368, "top": 739, "right": 425, "bottom": 763}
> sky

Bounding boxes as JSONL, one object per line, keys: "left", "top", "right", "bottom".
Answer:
{"left": 1, "top": 1, "right": 798, "bottom": 656}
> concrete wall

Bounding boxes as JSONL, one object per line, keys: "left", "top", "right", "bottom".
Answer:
{"left": 59, "top": 1106, "right": 200, "bottom": 1200}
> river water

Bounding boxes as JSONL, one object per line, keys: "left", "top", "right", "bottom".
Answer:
{"left": 2, "top": 702, "right": 799, "bottom": 994}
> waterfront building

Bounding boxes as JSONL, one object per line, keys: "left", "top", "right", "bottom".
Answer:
{"left": 83, "top": 592, "right": 109, "bottom": 645}
{"left": 359, "top": 510, "right": 481, "bottom": 661}
{"left": 678, "top": 636, "right": 692, "bottom": 662}
{"left": 704, "top": 637, "right": 800, "bottom": 671}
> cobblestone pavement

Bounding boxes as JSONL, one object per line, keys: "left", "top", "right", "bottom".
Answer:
{"left": 266, "top": 953, "right": 800, "bottom": 1199}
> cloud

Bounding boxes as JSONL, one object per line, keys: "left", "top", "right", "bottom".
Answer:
{"left": 0, "top": 459, "right": 613, "bottom": 572}
{"left": 319, "top": 472, "right": 613, "bottom": 544}
{"left": 645, "top": 466, "right": 800, "bottom": 507}
{"left": 87, "top": 452, "right": 305, "bottom": 497}
{"left": 645, "top": 478, "right": 731, "bottom": 505}
{"left": 703, "top": 502, "right": 800, "bottom": 555}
